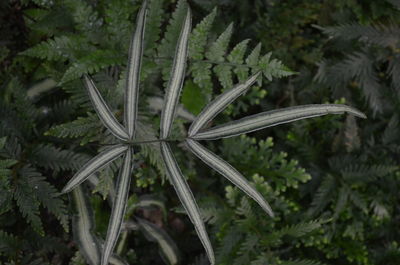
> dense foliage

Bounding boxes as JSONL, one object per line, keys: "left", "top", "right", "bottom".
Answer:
{"left": 1, "top": 0, "right": 399, "bottom": 265}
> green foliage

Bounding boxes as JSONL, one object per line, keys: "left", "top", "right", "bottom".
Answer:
{"left": 194, "top": 136, "right": 325, "bottom": 265}
{"left": 314, "top": 6, "right": 400, "bottom": 114}
{"left": 2, "top": 0, "right": 399, "bottom": 264}
{"left": 0, "top": 80, "right": 74, "bottom": 263}
{"left": 45, "top": 113, "right": 103, "bottom": 145}
{"left": 220, "top": 136, "right": 311, "bottom": 192}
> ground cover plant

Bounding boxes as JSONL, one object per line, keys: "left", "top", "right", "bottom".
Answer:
{"left": 1, "top": 0, "right": 399, "bottom": 265}
{"left": 56, "top": 1, "right": 365, "bottom": 264}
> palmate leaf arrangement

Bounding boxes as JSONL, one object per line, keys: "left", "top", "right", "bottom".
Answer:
{"left": 60, "top": 1, "right": 366, "bottom": 264}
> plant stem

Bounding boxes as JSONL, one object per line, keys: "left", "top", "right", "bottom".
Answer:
{"left": 126, "top": 138, "right": 183, "bottom": 145}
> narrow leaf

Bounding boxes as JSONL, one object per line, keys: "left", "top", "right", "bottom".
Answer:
{"left": 126, "top": 195, "right": 168, "bottom": 220}
{"left": 109, "top": 256, "right": 129, "bottom": 265}
{"left": 186, "top": 139, "right": 274, "bottom": 217}
{"left": 62, "top": 145, "right": 128, "bottom": 193}
{"left": 189, "top": 72, "right": 261, "bottom": 136}
{"left": 125, "top": 0, "right": 147, "bottom": 139}
{"left": 102, "top": 148, "right": 133, "bottom": 265}
{"left": 160, "top": 142, "right": 215, "bottom": 264}
{"left": 160, "top": 7, "right": 191, "bottom": 138}
{"left": 84, "top": 75, "right": 128, "bottom": 141}
{"left": 137, "top": 217, "right": 180, "bottom": 265}
{"left": 72, "top": 186, "right": 101, "bottom": 265}
{"left": 192, "top": 104, "right": 367, "bottom": 140}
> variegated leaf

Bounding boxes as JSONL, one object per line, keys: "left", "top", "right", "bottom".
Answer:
{"left": 160, "top": 7, "right": 191, "bottom": 138}
{"left": 125, "top": 0, "right": 147, "bottom": 139}
{"left": 109, "top": 256, "right": 129, "bottom": 265}
{"left": 186, "top": 139, "right": 274, "bottom": 217}
{"left": 84, "top": 75, "right": 129, "bottom": 141}
{"left": 126, "top": 195, "right": 168, "bottom": 220}
{"left": 102, "top": 148, "right": 133, "bottom": 265}
{"left": 192, "top": 104, "right": 367, "bottom": 140}
{"left": 188, "top": 72, "right": 261, "bottom": 136}
{"left": 62, "top": 145, "right": 128, "bottom": 193}
{"left": 160, "top": 142, "right": 215, "bottom": 264}
{"left": 72, "top": 186, "right": 101, "bottom": 265}
{"left": 137, "top": 217, "right": 180, "bottom": 265}
{"left": 72, "top": 187, "right": 129, "bottom": 265}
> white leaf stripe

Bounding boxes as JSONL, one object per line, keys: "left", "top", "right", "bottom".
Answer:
{"left": 84, "top": 75, "right": 129, "bottom": 141}
{"left": 101, "top": 148, "right": 133, "bottom": 265}
{"left": 137, "top": 217, "right": 180, "bottom": 265}
{"left": 109, "top": 256, "right": 128, "bottom": 265}
{"left": 160, "top": 8, "right": 191, "bottom": 138}
{"left": 188, "top": 72, "right": 261, "bottom": 136}
{"left": 72, "top": 187, "right": 101, "bottom": 265}
{"left": 192, "top": 104, "right": 367, "bottom": 140}
{"left": 62, "top": 145, "right": 128, "bottom": 193}
{"left": 160, "top": 142, "right": 215, "bottom": 265}
{"left": 125, "top": 0, "right": 147, "bottom": 139}
{"left": 186, "top": 139, "right": 274, "bottom": 217}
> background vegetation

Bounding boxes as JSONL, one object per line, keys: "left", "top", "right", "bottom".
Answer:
{"left": 1, "top": 0, "right": 399, "bottom": 264}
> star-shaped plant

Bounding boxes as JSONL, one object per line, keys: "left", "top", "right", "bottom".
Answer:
{"left": 61, "top": 1, "right": 366, "bottom": 264}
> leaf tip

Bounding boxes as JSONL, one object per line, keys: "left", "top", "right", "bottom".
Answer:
{"left": 345, "top": 105, "right": 367, "bottom": 119}
{"left": 61, "top": 185, "right": 71, "bottom": 194}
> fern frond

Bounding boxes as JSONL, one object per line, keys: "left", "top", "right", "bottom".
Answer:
{"left": 21, "top": 35, "right": 87, "bottom": 61}
{"left": 19, "top": 165, "right": 69, "bottom": 232}
{"left": 246, "top": 43, "right": 262, "bottom": 85}
{"left": 46, "top": 99, "right": 77, "bottom": 122}
{"left": 320, "top": 22, "right": 400, "bottom": 47}
{"left": 308, "top": 175, "right": 336, "bottom": 216}
{"left": 189, "top": 7, "right": 217, "bottom": 60}
{"left": 30, "top": 144, "right": 89, "bottom": 172}
{"left": 228, "top": 39, "right": 250, "bottom": 83}
{"left": 0, "top": 230, "right": 19, "bottom": 256}
{"left": 199, "top": 204, "right": 221, "bottom": 224}
{"left": 235, "top": 197, "right": 253, "bottom": 217}
{"left": 158, "top": 0, "right": 189, "bottom": 83}
{"left": 45, "top": 113, "right": 102, "bottom": 145}
{"left": 341, "top": 163, "right": 398, "bottom": 183}
{"left": 103, "top": 0, "right": 134, "bottom": 45}
{"left": 0, "top": 159, "right": 18, "bottom": 175}
{"left": 14, "top": 172, "right": 43, "bottom": 234}
{"left": 237, "top": 234, "right": 258, "bottom": 256}
{"left": 206, "top": 23, "right": 234, "bottom": 62}
{"left": 61, "top": 79, "right": 91, "bottom": 107}
{"left": 333, "top": 186, "right": 349, "bottom": 219}
{"left": 189, "top": 7, "right": 217, "bottom": 97}
{"left": 158, "top": 0, "right": 188, "bottom": 59}
{"left": 63, "top": 0, "right": 102, "bottom": 32}
{"left": 61, "top": 50, "right": 124, "bottom": 84}
{"left": 214, "top": 64, "right": 233, "bottom": 90}
{"left": 144, "top": 0, "right": 163, "bottom": 54}
{"left": 259, "top": 52, "right": 295, "bottom": 81}
{"left": 348, "top": 191, "right": 368, "bottom": 213}
{"left": 92, "top": 167, "right": 115, "bottom": 200}
{"left": 216, "top": 227, "right": 242, "bottom": 263}
{"left": 274, "top": 219, "right": 324, "bottom": 238}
